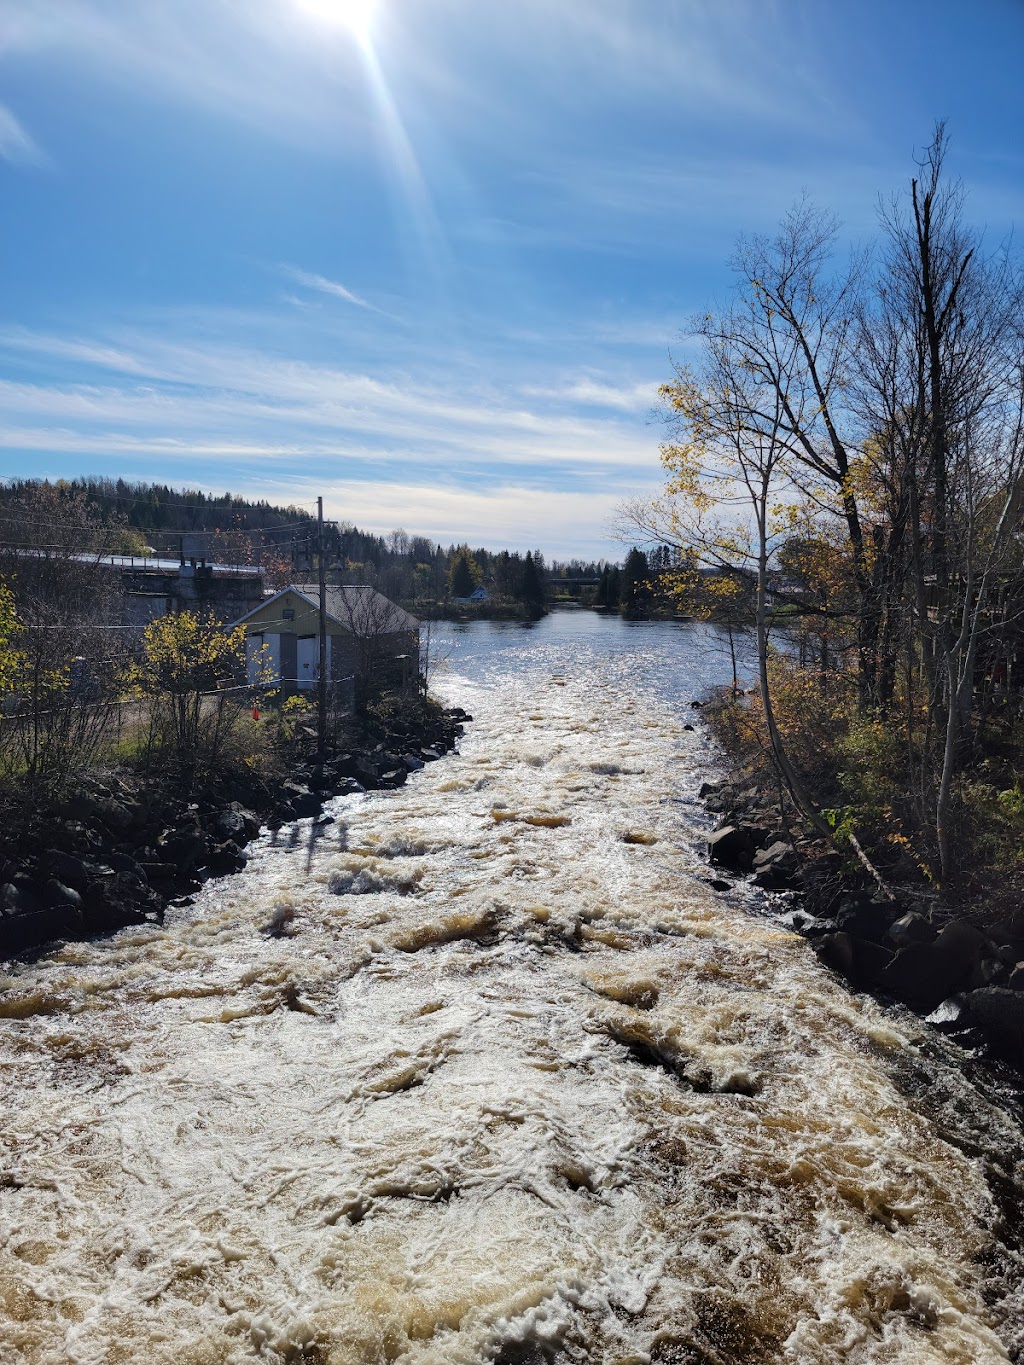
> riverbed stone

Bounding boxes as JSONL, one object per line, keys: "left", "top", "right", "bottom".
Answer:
{"left": 963, "top": 987, "right": 1024, "bottom": 1064}
{"left": 836, "top": 898, "right": 899, "bottom": 943}
{"left": 216, "top": 804, "right": 260, "bottom": 843}
{"left": 751, "top": 840, "right": 801, "bottom": 889}
{"left": 880, "top": 919, "right": 988, "bottom": 1012}
{"left": 206, "top": 841, "right": 248, "bottom": 875}
{"left": 888, "top": 911, "right": 936, "bottom": 949}
{"left": 280, "top": 782, "right": 321, "bottom": 818}
{"left": 707, "top": 824, "right": 756, "bottom": 873}
{"left": 44, "top": 879, "right": 83, "bottom": 911}
{"left": 41, "top": 849, "right": 90, "bottom": 891}
{"left": 814, "top": 931, "right": 893, "bottom": 985}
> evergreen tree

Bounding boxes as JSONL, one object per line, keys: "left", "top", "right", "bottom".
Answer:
{"left": 519, "top": 551, "right": 545, "bottom": 618}
{"left": 596, "top": 565, "right": 611, "bottom": 608}
{"left": 448, "top": 547, "right": 478, "bottom": 597}
{"left": 621, "top": 547, "right": 651, "bottom": 618}
{"left": 607, "top": 566, "right": 621, "bottom": 609}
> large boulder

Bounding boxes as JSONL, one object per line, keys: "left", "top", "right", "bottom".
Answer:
{"left": 157, "top": 824, "right": 209, "bottom": 873}
{"left": 707, "top": 825, "right": 757, "bottom": 873}
{"left": 751, "top": 840, "right": 801, "bottom": 890}
{"left": 814, "top": 931, "right": 893, "bottom": 985}
{"left": 279, "top": 782, "right": 321, "bottom": 818}
{"left": 962, "top": 987, "right": 1024, "bottom": 1065}
{"left": 41, "top": 849, "right": 90, "bottom": 891}
{"left": 206, "top": 841, "right": 248, "bottom": 875}
{"left": 215, "top": 803, "right": 261, "bottom": 844}
{"left": 836, "top": 897, "right": 899, "bottom": 943}
{"left": 888, "top": 911, "right": 936, "bottom": 950}
{"left": 880, "top": 919, "right": 989, "bottom": 1012}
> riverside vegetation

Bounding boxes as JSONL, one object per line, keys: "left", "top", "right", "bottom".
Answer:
{"left": 623, "top": 127, "right": 1024, "bottom": 1069}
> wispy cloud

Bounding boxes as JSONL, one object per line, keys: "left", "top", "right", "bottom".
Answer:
{"left": 0, "top": 323, "right": 661, "bottom": 541}
{"left": 524, "top": 378, "right": 657, "bottom": 413}
{"left": 0, "top": 103, "right": 45, "bottom": 165}
{"left": 283, "top": 266, "right": 381, "bottom": 312}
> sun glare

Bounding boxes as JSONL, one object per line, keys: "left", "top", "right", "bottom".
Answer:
{"left": 295, "top": 0, "right": 377, "bottom": 39}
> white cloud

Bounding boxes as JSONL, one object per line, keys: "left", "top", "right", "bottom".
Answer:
{"left": 0, "top": 103, "right": 45, "bottom": 165}
{"left": 283, "top": 266, "right": 379, "bottom": 312}
{"left": 524, "top": 377, "right": 657, "bottom": 413}
{"left": 266, "top": 475, "right": 640, "bottom": 558}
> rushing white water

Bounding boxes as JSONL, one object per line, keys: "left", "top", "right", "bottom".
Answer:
{"left": 2, "top": 614, "right": 1023, "bottom": 1364}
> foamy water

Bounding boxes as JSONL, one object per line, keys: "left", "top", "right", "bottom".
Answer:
{"left": 2, "top": 616, "right": 1022, "bottom": 1363}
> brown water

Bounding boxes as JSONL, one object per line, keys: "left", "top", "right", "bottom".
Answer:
{"left": 2, "top": 614, "right": 1022, "bottom": 1363}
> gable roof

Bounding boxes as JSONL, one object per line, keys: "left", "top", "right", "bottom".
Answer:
{"left": 232, "top": 584, "right": 419, "bottom": 634}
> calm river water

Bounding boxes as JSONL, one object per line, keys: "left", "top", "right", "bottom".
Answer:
{"left": 2, "top": 611, "right": 1023, "bottom": 1363}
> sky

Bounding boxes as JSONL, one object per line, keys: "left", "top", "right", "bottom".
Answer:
{"left": 1, "top": 0, "right": 1023, "bottom": 559}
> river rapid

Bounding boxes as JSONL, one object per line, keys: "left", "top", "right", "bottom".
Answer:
{"left": 2, "top": 612, "right": 1023, "bottom": 1364}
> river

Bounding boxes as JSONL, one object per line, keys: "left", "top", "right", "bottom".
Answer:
{"left": 2, "top": 611, "right": 1023, "bottom": 1363}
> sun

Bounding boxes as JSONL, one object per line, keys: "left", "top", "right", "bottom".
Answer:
{"left": 294, "top": 0, "right": 377, "bottom": 39}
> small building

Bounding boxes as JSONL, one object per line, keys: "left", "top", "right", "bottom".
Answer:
{"left": 454, "top": 584, "right": 489, "bottom": 603}
{"left": 232, "top": 584, "right": 419, "bottom": 697}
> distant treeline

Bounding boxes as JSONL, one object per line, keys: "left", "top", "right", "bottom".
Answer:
{"left": 0, "top": 479, "right": 616, "bottom": 612}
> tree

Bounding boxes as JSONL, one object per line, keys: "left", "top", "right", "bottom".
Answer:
{"left": 855, "top": 125, "right": 1024, "bottom": 885}
{"left": 0, "top": 484, "right": 131, "bottom": 793}
{"left": 519, "top": 552, "right": 545, "bottom": 618}
{"left": 621, "top": 547, "right": 651, "bottom": 618}
{"left": 447, "top": 547, "right": 479, "bottom": 598}
{"left": 127, "top": 610, "right": 250, "bottom": 778}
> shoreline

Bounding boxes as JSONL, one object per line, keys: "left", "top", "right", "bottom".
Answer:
{"left": 698, "top": 752, "right": 1024, "bottom": 1082}
{"left": 0, "top": 705, "right": 472, "bottom": 964}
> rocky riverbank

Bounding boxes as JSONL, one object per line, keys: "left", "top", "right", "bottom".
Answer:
{"left": 0, "top": 704, "right": 472, "bottom": 960}
{"left": 701, "top": 770, "right": 1024, "bottom": 1073}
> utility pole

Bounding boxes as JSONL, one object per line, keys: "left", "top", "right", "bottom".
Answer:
{"left": 317, "top": 495, "right": 328, "bottom": 760}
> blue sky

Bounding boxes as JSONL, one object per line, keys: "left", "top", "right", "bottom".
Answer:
{"left": 2, "top": 0, "right": 1023, "bottom": 557}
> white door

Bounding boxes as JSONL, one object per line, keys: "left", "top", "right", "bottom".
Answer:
{"left": 297, "top": 636, "right": 318, "bottom": 689}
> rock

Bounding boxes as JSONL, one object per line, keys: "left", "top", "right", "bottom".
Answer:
{"left": 881, "top": 919, "right": 990, "bottom": 1012}
{"left": 836, "top": 898, "right": 899, "bottom": 943}
{"left": 420, "top": 748, "right": 441, "bottom": 762}
{"left": 709, "top": 878, "right": 732, "bottom": 892}
{"left": 698, "top": 782, "right": 720, "bottom": 799}
{"left": 683, "top": 723, "right": 694, "bottom": 731}
{"left": 707, "top": 824, "right": 757, "bottom": 873}
{"left": 65, "top": 790, "right": 137, "bottom": 833}
{"left": 2, "top": 880, "right": 39, "bottom": 914}
{"left": 44, "top": 879, "right": 83, "bottom": 911}
{"left": 751, "top": 840, "right": 801, "bottom": 890}
{"left": 1008, "top": 963, "right": 1024, "bottom": 991}
{"left": 206, "top": 841, "right": 248, "bottom": 875}
{"left": 403, "top": 754, "right": 425, "bottom": 772}
{"left": 352, "top": 759, "right": 381, "bottom": 790}
{"left": 140, "top": 861, "right": 180, "bottom": 882}
{"left": 380, "top": 769, "right": 407, "bottom": 788}
{"left": 105, "top": 852, "right": 148, "bottom": 885}
{"left": 279, "top": 782, "right": 321, "bottom": 818}
{"left": 156, "top": 825, "right": 209, "bottom": 872}
{"left": 967, "top": 956, "right": 1007, "bottom": 990}
{"left": 1, "top": 901, "right": 81, "bottom": 952}
{"left": 962, "top": 987, "right": 1024, "bottom": 1064}
{"left": 814, "top": 931, "right": 893, "bottom": 985}
{"left": 888, "top": 911, "right": 936, "bottom": 949}
{"left": 80, "top": 875, "right": 149, "bottom": 933}
{"left": 41, "top": 849, "right": 90, "bottom": 891}
{"left": 216, "top": 804, "right": 260, "bottom": 844}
